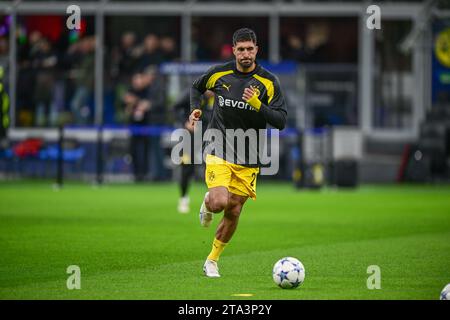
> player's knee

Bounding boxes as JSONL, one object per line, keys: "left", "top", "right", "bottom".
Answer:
{"left": 207, "top": 195, "right": 228, "bottom": 213}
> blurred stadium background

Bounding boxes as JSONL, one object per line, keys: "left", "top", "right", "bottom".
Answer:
{"left": 0, "top": 0, "right": 450, "bottom": 300}
{"left": 0, "top": 0, "right": 449, "bottom": 186}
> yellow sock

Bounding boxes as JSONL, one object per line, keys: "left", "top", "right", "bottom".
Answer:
{"left": 207, "top": 238, "right": 227, "bottom": 261}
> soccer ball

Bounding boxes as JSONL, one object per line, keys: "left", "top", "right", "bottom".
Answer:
{"left": 440, "top": 283, "right": 450, "bottom": 300}
{"left": 272, "top": 257, "right": 305, "bottom": 289}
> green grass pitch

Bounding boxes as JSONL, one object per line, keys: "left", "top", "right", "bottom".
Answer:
{"left": 0, "top": 181, "right": 449, "bottom": 300}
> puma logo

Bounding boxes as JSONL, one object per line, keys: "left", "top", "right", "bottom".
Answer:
{"left": 222, "top": 84, "right": 231, "bottom": 92}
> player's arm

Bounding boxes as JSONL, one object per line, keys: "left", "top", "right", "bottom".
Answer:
{"left": 243, "top": 79, "right": 287, "bottom": 130}
{"left": 189, "top": 87, "right": 203, "bottom": 125}
{"left": 189, "top": 66, "right": 216, "bottom": 125}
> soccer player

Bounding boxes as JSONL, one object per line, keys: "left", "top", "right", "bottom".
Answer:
{"left": 189, "top": 28, "right": 287, "bottom": 277}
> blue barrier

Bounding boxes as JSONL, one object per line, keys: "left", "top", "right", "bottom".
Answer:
{"left": 39, "top": 145, "right": 86, "bottom": 162}
{"left": 160, "top": 61, "right": 298, "bottom": 75}
{"left": 64, "top": 125, "right": 302, "bottom": 137}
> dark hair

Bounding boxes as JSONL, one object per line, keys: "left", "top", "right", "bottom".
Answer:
{"left": 232, "top": 28, "right": 257, "bottom": 46}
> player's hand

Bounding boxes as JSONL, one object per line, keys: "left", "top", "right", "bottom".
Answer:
{"left": 242, "top": 86, "right": 261, "bottom": 111}
{"left": 189, "top": 109, "right": 202, "bottom": 126}
{"left": 185, "top": 120, "right": 195, "bottom": 132}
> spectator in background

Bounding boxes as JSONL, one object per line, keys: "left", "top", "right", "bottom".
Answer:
{"left": 32, "top": 38, "right": 58, "bottom": 127}
{"left": 68, "top": 36, "right": 95, "bottom": 125}
{"left": 0, "top": 37, "right": 8, "bottom": 86}
{"left": 285, "top": 23, "right": 329, "bottom": 63}
{"left": 111, "top": 31, "right": 140, "bottom": 123}
{"left": 0, "top": 65, "right": 9, "bottom": 146}
{"left": 304, "top": 23, "right": 329, "bottom": 63}
{"left": 160, "top": 36, "right": 178, "bottom": 62}
{"left": 0, "top": 37, "right": 9, "bottom": 139}
{"left": 116, "top": 31, "right": 139, "bottom": 82}
{"left": 16, "top": 30, "right": 43, "bottom": 126}
{"left": 123, "top": 67, "right": 166, "bottom": 182}
{"left": 136, "top": 34, "right": 163, "bottom": 70}
{"left": 285, "top": 34, "right": 307, "bottom": 62}
{"left": 192, "top": 25, "right": 213, "bottom": 61}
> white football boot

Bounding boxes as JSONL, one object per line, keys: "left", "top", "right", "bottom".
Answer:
{"left": 199, "top": 192, "right": 213, "bottom": 227}
{"left": 177, "top": 196, "right": 190, "bottom": 214}
{"left": 203, "top": 259, "right": 220, "bottom": 278}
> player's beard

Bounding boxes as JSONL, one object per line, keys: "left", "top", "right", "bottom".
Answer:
{"left": 238, "top": 58, "right": 254, "bottom": 70}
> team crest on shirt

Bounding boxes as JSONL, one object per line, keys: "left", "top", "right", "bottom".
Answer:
{"left": 251, "top": 85, "right": 260, "bottom": 97}
{"left": 208, "top": 170, "right": 215, "bottom": 182}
